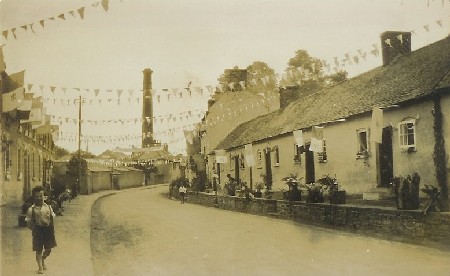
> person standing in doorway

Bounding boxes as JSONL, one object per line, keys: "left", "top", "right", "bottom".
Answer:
{"left": 25, "top": 186, "right": 57, "bottom": 274}
{"left": 179, "top": 184, "right": 187, "bottom": 204}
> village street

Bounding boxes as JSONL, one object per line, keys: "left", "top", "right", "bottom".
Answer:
{"left": 91, "top": 185, "right": 450, "bottom": 276}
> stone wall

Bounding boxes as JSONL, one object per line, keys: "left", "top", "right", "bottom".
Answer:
{"left": 182, "top": 191, "right": 450, "bottom": 250}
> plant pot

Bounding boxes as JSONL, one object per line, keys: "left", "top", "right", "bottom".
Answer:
{"left": 329, "top": 191, "right": 346, "bottom": 204}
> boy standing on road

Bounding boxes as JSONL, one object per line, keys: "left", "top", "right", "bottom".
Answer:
{"left": 179, "top": 184, "right": 187, "bottom": 204}
{"left": 25, "top": 186, "right": 57, "bottom": 274}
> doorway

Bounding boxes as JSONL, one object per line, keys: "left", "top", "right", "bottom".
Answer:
{"left": 305, "top": 143, "right": 315, "bottom": 184}
{"left": 234, "top": 155, "right": 240, "bottom": 184}
{"left": 378, "top": 126, "right": 393, "bottom": 187}
{"left": 264, "top": 149, "right": 273, "bottom": 189}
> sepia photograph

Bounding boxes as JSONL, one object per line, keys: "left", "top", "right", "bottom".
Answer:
{"left": 1, "top": 0, "right": 450, "bottom": 275}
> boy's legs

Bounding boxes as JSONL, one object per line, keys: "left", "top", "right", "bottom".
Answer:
{"left": 42, "top": 249, "right": 51, "bottom": 270}
{"left": 35, "top": 249, "right": 43, "bottom": 273}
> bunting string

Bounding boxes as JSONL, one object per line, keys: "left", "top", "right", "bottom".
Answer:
{"left": 1, "top": 0, "right": 114, "bottom": 41}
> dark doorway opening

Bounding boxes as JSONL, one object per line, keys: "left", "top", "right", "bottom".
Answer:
{"left": 378, "top": 126, "right": 394, "bottom": 187}
{"left": 264, "top": 149, "right": 273, "bottom": 189}
{"left": 234, "top": 155, "right": 240, "bottom": 184}
{"left": 305, "top": 143, "right": 315, "bottom": 184}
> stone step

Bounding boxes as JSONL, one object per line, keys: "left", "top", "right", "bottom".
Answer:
{"left": 363, "top": 188, "right": 393, "bottom": 200}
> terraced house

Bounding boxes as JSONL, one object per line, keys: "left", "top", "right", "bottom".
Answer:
{"left": 212, "top": 32, "right": 450, "bottom": 210}
{"left": 1, "top": 48, "right": 57, "bottom": 205}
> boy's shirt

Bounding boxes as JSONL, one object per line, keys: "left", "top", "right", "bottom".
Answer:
{"left": 25, "top": 203, "right": 55, "bottom": 227}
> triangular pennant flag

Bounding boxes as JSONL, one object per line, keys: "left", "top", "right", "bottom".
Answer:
{"left": 69, "top": 11, "right": 76, "bottom": 17}
{"left": 117, "top": 89, "right": 123, "bottom": 98}
{"left": 40, "top": 20, "right": 45, "bottom": 28}
{"left": 50, "top": 86, "right": 56, "bottom": 93}
{"left": 27, "top": 84, "right": 33, "bottom": 92}
{"left": 397, "top": 34, "right": 403, "bottom": 44}
{"left": 11, "top": 28, "right": 17, "bottom": 39}
{"left": 78, "top": 7, "right": 85, "bottom": 19}
{"left": 58, "top": 14, "right": 65, "bottom": 20}
{"left": 128, "top": 89, "right": 133, "bottom": 96}
{"left": 436, "top": 20, "right": 442, "bottom": 27}
{"left": 2, "top": 30, "right": 8, "bottom": 40}
{"left": 29, "top": 23, "right": 35, "bottom": 33}
{"left": 101, "top": 0, "right": 110, "bottom": 12}
{"left": 94, "top": 89, "right": 100, "bottom": 97}
{"left": 384, "top": 38, "right": 392, "bottom": 47}
{"left": 21, "top": 25, "right": 28, "bottom": 31}
{"left": 39, "top": 85, "right": 45, "bottom": 92}
{"left": 423, "top": 25, "right": 430, "bottom": 32}
{"left": 49, "top": 17, "right": 55, "bottom": 21}
{"left": 370, "top": 49, "right": 379, "bottom": 57}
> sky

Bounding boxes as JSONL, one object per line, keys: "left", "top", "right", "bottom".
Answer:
{"left": 1, "top": 0, "right": 449, "bottom": 155}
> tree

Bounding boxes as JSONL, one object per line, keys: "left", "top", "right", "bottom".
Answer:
{"left": 280, "top": 49, "right": 348, "bottom": 96}
{"left": 66, "top": 155, "right": 88, "bottom": 197}
{"left": 217, "top": 66, "right": 247, "bottom": 92}
{"left": 54, "top": 146, "right": 70, "bottom": 159}
{"left": 246, "top": 61, "right": 277, "bottom": 94}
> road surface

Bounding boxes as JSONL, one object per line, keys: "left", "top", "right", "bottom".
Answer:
{"left": 91, "top": 185, "right": 450, "bottom": 276}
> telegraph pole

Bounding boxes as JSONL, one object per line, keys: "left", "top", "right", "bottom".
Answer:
{"left": 77, "top": 95, "right": 83, "bottom": 196}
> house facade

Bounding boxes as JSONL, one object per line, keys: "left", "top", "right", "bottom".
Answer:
{"left": 212, "top": 33, "right": 450, "bottom": 209}
{"left": 1, "top": 61, "right": 56, "bottom": 206}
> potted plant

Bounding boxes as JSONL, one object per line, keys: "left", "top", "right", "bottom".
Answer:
{"left": 316, "top": 175, "right": 346, "bottom": 204}
{"left": 393, "top": 172, "right": 420, "bottom": 210}
{"left": 302, "top": 182, "right": 325, "bottom": 203}
{"left": 421, "top": 184, "right": 440, "bottom": 214}
{"left": 281, "top": 174, "right": 302, "bottom": 201}
{"left": 253, "top": 183, "right": 263, "bottom": 198}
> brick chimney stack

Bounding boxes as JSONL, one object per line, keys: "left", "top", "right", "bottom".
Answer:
{"left": 142, "top": 68, "right": 155, "bottom": 148}
{"left": 380, "top": 31, "right": 411, "bottom": 66}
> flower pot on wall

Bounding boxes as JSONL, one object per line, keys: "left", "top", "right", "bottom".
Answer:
{"left": 330, "top": 191, "right": 346, "bottom": 204}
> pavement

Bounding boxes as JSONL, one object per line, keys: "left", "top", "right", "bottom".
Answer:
{"left": 1, "top": 190, "right": 116, "bottom": 276}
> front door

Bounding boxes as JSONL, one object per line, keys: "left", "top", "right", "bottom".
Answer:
{"left": 234, "top": 155, "right": 240, "bottom": 184}
{"left": 23, "top": 151, "right": 31, "bottom": 201}
{"left": 305, "top": 143, "right": 315, "bottom": 184}
{"left": 378, "top": 126, "right": 393, "bottom": 187}
{"left": 264, "top": 149, "right": 273, "bottom": 189}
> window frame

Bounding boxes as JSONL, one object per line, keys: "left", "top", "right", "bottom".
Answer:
{"left": 398, "top": 118, "right": 416, "bottom": 150}
{"left": 317, "top": 139, "right": 327, "bottom": 163}
{"left": 257, "top": 150, "right": 263, "bottom": 168}
{"left": 273, "top": 146, "right": 280, "bottom": 167}
{"left": 294, "top": 144, "right": 303, "bottom": 164}
{"left": 356, "top": 128, "right": 370, "bottom": 158}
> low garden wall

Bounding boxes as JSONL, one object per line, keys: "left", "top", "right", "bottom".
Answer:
{"left": 182, "top": 191, "right": 450, "bottom": 250}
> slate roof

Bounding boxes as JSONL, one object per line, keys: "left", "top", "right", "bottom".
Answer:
{"left": 97, "top": 149, "right": 128, "bottom": 160}
{"left": 136, "top": 148, "right": 173, "bottom": 161}
{"left": 216, "top": 36, "right": 450, "bottom": 151}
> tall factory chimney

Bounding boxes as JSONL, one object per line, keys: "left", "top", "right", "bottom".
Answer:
{"left": 142, "top": 68, "right": 155, "bottom": 148}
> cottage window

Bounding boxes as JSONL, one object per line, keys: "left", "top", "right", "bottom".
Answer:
{"left": 274, "top": 146, "right": 280, "bottom": 166}
{"left": 17, "top": 148, "right": 22, "bottom": 180}
{"left": 398, "top": 119, "right": 416, "bottom": 150}
{"left": 318, "top": 140, "right": 327, "bottom": 163}
{"left": 4, "top": 143, "right": 11, "bottom": 180}
{"left": 229, "top": 153, "right": 233, "bottom": 171}
{"left": 294, "top": 144, "right": 303, "bottom": 164}
{"left": 357, "top": 129, "right": 369, "bottom": 157}
{"left": 257, "top": 150, "right": 262, "bottom": 168}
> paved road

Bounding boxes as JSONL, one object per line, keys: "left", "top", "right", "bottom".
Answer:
{"left": 91, "top": 185, "right": 450, "bottom": 276}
